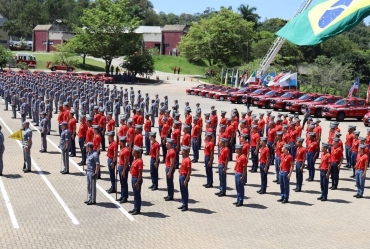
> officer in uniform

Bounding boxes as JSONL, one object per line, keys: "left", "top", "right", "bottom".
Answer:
{"left": 0, "top": 125, "right": 4, "bottom": 176}
{"left": 150, "top": 99, "right": 156, "bottom": 126}
{"left": 22, "top": 121, "right": 33, "bottom": 173}
{"left": 85, "top": 142, "right": 100, "bottom": 205}
{"left": 39, "top": 112, "right": 48, "bottom": 152}
{"left": 178, "top": 145, "right": 192, "bottom": 211}
{"left": 234, "top": 144, "right": 247, "bottom": 207}
{"left": 20, "top": 97, "right": 28, "bottom": 124}
{"left": 114, "top": 98, "right": 120, "bottom": 126}
{"left": 278, "top": 144, "right": 294, "bottom": 203}
{"left": 60, "top": 122, "right": 71, "bottom": 174}
{"left": 45, "top": 99, "right": 52, "bottom": 135}
{"left": 11, "top": 91, "right": 17, "bottom": 118}
{"left": 318, "top": 143, "right": 331, "bottom": 201}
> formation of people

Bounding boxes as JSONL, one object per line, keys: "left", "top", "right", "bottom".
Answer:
{"left": 0, "top": 71, "right": 368, "bottom": 216}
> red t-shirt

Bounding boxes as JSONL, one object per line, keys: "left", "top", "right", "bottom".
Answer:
{"left": 320, "top": 152, "right": 330, "bottom": 170}
{"left": 98, "top": 115, "right": 106, "bottom": 128}
{"left": 119, "top": 147, "right": 130, "bottom": 166}
{"left": 296, "top": 146, "right": 306, "bottom": 162}
{"left": 68, "top": 118, "right": 76, "bottom": 133}
{"left": 137, "top": 115, "right": 144, "bottom": 125}
{"left": 158, "top": 114, "right": 163, "bottom": 127}
{"left": 258, "top": 119, "right": 265, "bottom": 131}
{"left": 107, "top": 141, "right": 117, "bottom": 159}
{"left": 220, "top": 117, "right": 227, "bottom": 126}
{"left": 63, "top": 110, "right": 70, "bottom": 122}
{"left": 330, "top": 146, "right": 343, "bottom": 163}
{"left": 267, "top": 127, "right": 276, "bottom": 142}
{"left": 192, "top": 125, "right": 200, "bottom": 138}
{"left": 78, "top": 122, "right": 88, "bottom": 138}
{"left": 150, "top": 141, "right": 160, "bottom": 158}
{"left": 130, "top": 158, "right": 143, "bottom": 177}
{"left": 107, "top": 119, "right": 115, "bottom": 132}
{"left": 161, "top": 124, "right": 170, "bottom": 138}
{"left": 356, "top": 154, "right": 368, "bottom": 170}
{"left": 275, "top": 141, "right": 284, "bottom": 156}
{"left": 204, "top": 141, "right": 214, "bottom": 156}
{"left": 165, "top": 148, "right": 176, "bottom": 167}
{"left": 218, "top": 147, "right": 229, "bottom": 165}
{"left": 259, "top": 146, "right": 269, "bottom": 164}
{"left": 134, "top": 134, "right": 143, "bottom": 147}
{"left": 93, "top": 113, "right": 101, "bottom": 125}
{"left": 251, "top": 132, "right": 260, "bottom": 147}
{"left": 197, "top": 118, "right": 203, "bottom": 130}
{"left": 181, "top": 133, "right": 191, "bottom": 146}
{"left": 185, "top": 115, "right": 192, "bottom": 125}
{"left": 345, "top": 133, "right": 354, "bottom": 146}
{"left": 118, "top": 125, "right": 128, "bottom": 137}
{"left": 289, "top": 129, "right": 299, "bottom": 142}
{"left": 85, "top": 127, "right": 94, "bottom": 143}
{"left": 144, "top": 119, "right": 151, "bottom": 132}
{"left": 242, "top": 142, "right": 250, "bottom": 156}
{"left": 93, "top": 134, "right": 101, "bottom": 151}
{"left": 179, "top": 157, "right": 192, "bottom": 175}
{"left": 58, "top": 111, "right": 65, "bottom": 124}
{"left": 172, "top": 128, "right": 181, "bottom": 144}
{"left": 351, "top": 139, "right": 359, "bottom": 152}
{"left": 307, "top": 141, "right": 318, "bottom": 153}
{"left": 132, "top": 114, "right": 138, "bottom": 126}
{"left": 234, "top": 154, "right": 247, "bottom": 173}
{"left": 211, "top": 115, "right": 218, "bottom": 127}
{"left": 167, "top": 116, "right": 173, "bottom": 128}
{"left": 226, "top": 125, "right": 235, "bottom": 138}
{"left": 280, "top": 154, "right": 293, "bottom": 172}
{"left": 126, "top": 128, "right": 135, "bottom": 143}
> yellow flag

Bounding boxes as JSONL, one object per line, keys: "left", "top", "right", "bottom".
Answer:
{"left": 8, "top": 130, "right": 23, "bottom": 141}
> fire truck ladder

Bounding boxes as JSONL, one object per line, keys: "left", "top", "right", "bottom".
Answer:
{"left": 256, "top": 0, "right": 313, "bottom": 78}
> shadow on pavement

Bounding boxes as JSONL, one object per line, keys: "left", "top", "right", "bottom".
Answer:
{"left": 289, "top": 201, "right": 314, "bottom": 206}
{"left": 141, "top": 212, "right": 170, "bottom": 218}
{"left": 189, "top": 208, "right": 216, "bottom": 214}
{"left": 244, "top": 203, "right": 268, "bottom": 209}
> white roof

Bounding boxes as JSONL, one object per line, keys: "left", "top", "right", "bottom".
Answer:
{"left": 135, "top": 26, "right": 162, "bottom": 34}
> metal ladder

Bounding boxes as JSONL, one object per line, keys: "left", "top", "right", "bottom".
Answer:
{"left": 256, "top": 0, "right": 313, "bottom": 78}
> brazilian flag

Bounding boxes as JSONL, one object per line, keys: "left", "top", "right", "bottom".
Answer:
{"left": 276, "top": 0, "right": 370, "bottom": 45}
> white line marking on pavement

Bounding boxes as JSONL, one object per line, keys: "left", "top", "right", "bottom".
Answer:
{"left": 27, "top": 121, "right": 135, "bottom": 222}
{"left": 0, "top": 117, "right": 80, "bottom": 225}
{"left": 0, "top": 177, "right": 20, "bottom": 228}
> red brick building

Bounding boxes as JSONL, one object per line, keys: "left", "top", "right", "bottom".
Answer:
{"left": 135, "top": 26, "right": 162, "bottom": 53}
{"left": 161, "top": 25, "right": 189, "bottom": 56}
{"left": 32, "top": 24, "right": 75, "bottom": 52}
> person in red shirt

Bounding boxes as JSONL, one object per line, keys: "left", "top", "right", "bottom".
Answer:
{"left": 178, "top": 145, "right": 192, "bottom": 211}
{"left": 134, "top": 125, "right": 143, "bottom": 151}
{"left": 273, "top": 132, "right": 284, "bottom": 184}
{"left": 210, "top": 109, "right": 218, "bottom": 142}
{"left": 77, "top": 115, "right": 88, "bottom": 166}
{"left": 327, "top": 124, "right": 336, "bottom": 153}
{"left": 203, "top": 132, "right": 214, "bottom": 188}
{"left": 295, "top": 119, "right": 302, "bottom": 137}
{"left": 345, "top": 125, "right": 355, "bottom": 168}
{"left": 106, "top": 131, "right": 117, "bottom": 193}
{"left": 330, "top": 138, "right": 343, "bottom": 190}
{"left": 354, "top": 144, "right": 368, "bottom": 198}
{"left": 92, "top": 125, "right": 102, "bottom": 178}
{"left": 57, "top": 105, "right": 65, "bottom": 136}
{"left": 93, "top": 106, "right": 100, "bottom": 125}
{"left": 129, "top": 146, "right": 144, "bottom": 215}
{"left": 267, "top": 121, "right": 276, "bottom": 165}
{"left": 161, "top": 117, "right": 170, "bottom": 162}
{"left": 106, "top": 112, "right": 116, "bottom": 133}
{"left": 172, "top": 121, "right": 181, "bottom": 169}
{"left": 318, "top": 143, "right": 331, "bottom": 201}
{"left": 165, "top": 110, "right": 173, "bottom": 138}
{"left": 289, "top": 122, "right": 298, "bottom": 160}
{"left": 314, "top": 119, "right": 322, "bottom": 147}
{"left": 132, "top": 109, "right": 138, "bottom": 127}
{"left": 258, "top": 113, "right": 265, "bottom": 136}
{"left": 278, "top": 144, "right": 294, "bottom": 203}
{"left": 63, "top": 102, "right": 70, "bottom": 123}
{"left": 191, "top": 117, "right": 201, "bottom": 162}
{"left": 250, "top": 125, "right": 260, "bottom": 172}
{"left": 174, "top": 113, "right": 182, "bottom": 131}
{"left": 196, "top": 111, "right": 203, "bottom": 148}
{"left": 226, "top": 119, "right": 235, "bottom": 161}
{"left": 158, "top": 108, "right": 164, "bottom": 135}
{"left": 164, "top": 138, "right": 176, "bottom": 201}
{"left": 335, "top": 132, "right": 344, "bottom": 151}
{"left": 234, "top": 144, "right": 247, "bottom": 206}
{"left": 98, "top": 108, "right": 107, "bottom": 151}
{"left": 126, "top": 119, "right": 135, "bottom": 149}
{"left": 136, "top": 109, "right": 144, "bottom": 125}
{"left": 220, "top": 111, "right": 227, "bottom": 126}
{"left": 181, "top": 125, "right": 191, "bottom": 147}
{"left": 117, "top": 136, "right": 130, "bottom": 203}
{"left": 258, "top": 137, "right": 270, "bottom": 194}
{"left": 350, "top": 131, "right": 360, "bottom": 178}
{"left": 239, "top": 120, "right": 248, "bottom": 144}
{"left": 307, "top": 132, "right": 319, "bottom": 181}
{"left": 282, "top": 125, "right": 289, "bottom": 144}
{"left": 149, "top": 132, "right": 160, "bottom": 190}
{"left": 144, "top": 112, "right": 152, "bottom": 155}
{"left": 216, "top": 137, "right": 229, "bottom": 197}
{"left": 118, "top": 116, "right": 128, "bottom": 137}
{"left": 294, "top": 138, "right": 306, "bottom": 192}
{"left": 68, "top": 111, "right": 77, "bottom": 157}
{"left": 205, "top": 120, "right": 213, "bottom": 133}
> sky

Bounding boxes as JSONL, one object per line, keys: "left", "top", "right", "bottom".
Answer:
{"left": 150, "top": 0, "right": 370, "bottom": 24}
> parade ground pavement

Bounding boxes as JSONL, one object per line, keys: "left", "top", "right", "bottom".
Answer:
{"left": 0, "top": 73, "right": 370, "bottom": 248}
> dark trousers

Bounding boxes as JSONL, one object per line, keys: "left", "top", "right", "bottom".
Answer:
{"left": 173, "top": 143, "right": 179, "bottom": 168}
{"left": 205, "top": 156, "right": 213, "bottom": 185}
{"left": 70, "top": 137, "right": 76, "bottom": 156}
{"left": 279, "top": 171, "right": 289, "bottom": 200}
{"left": 320, "top": 170, "right": 329, "bottom": 198}
{"left": 118, "top": 166, "right": 129, "bottom": 199}
{"left": 275, "top": 155, "right": 281, "bottom": 181}
{"left": 218, "top": 164, "right": 226, "bottom": 193}
{"left": 150, "top": 158, "right": 158, "bottom": 187}
{"left": 235, "top": 172, "right": 244, "bottom": 203}
{"left": 251, "top": 147, "right": 258, "bottom": 171}
{"left": 107, "top": 158, "right": 116, "bottom": 190}
{"left": 78, "top": 138, "right": 86, "bottom": 164}
{"left": 145, "top": 132, "right": 150, "bottom": 154}
{"left": 259, "top": 164, "right": 268, "bottom": 191}
{"left": 161, "top": 141, "right": 167, "bottom": 161}
{"left": 165, "top": 167, "right": 174, "bottom": 198}
{"left": 330, "top": 162, "right": 339, "bottom": 188}
{"left": 345, "top": 145, "right": 351, "bottom": 166}
{"left": 295, "top": 162, "right": 303, "bottom": 190}
{"left": 192, "top": 138, "right": 199, "bottom": 161}
{"left": 267, "top": 141, "right": 274, "bottom": 164}
{"left": 100, "top": 131, "right": 105, "bottom": 151}
{"left": 307, "top": 152, "right": 315, "bottom": 180}
{"left": 131, "top": 177, "right": 142, "bottom": 211}
{"left": 179, "top": 175, "right": 189, "bottom": 207}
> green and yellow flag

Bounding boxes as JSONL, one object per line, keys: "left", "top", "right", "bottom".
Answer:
{"left": 8, "top": 130, "right": 23, "bottom": 141}
{"left": 276, "top": 0, "right": 370, "bottom": 45}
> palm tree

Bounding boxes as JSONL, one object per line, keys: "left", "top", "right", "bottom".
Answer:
{"left": 238, "top": 4, "right": 260, "bottom": 29}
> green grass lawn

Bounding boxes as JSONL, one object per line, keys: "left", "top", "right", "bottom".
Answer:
{"left": 153, "top": 55, "right": 208, "bottom": 75}
{"left": 12, "top": 52, "right": 106, "bottom": 72}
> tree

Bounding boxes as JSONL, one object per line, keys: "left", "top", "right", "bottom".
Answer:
{"left": 65, "top": 33, "right": 91, "bottom": 64}
{"left": 0, "top": 46, "right": 12, "bottom": 69}
{"left": 258, "top": 18, "right": 287, "bottom": 33}
{"left": 120, "top": 49, "right": 154, "bottom": 76}
{"left": 238, "top": 4, "right": 260, "bottom": 29}
{"left": 179, "top": 8, "right": 254, "bottom": 67}
{"left": 51, "top": 44, "right": 78, "bottom": 68}
{"left": 75, "top": 0, "right": 143, "bottom": 74}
